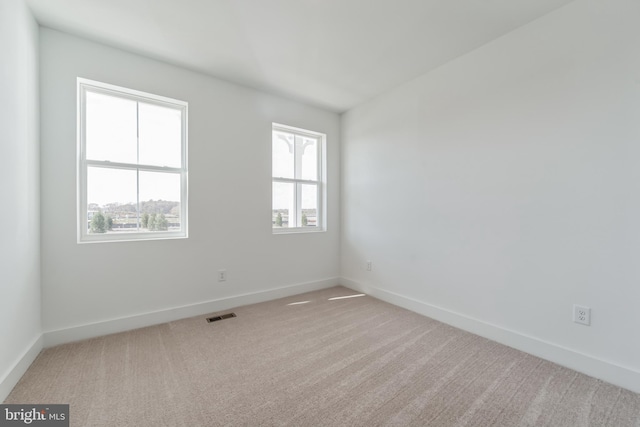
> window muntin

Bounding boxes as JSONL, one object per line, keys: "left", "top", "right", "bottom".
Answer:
{"left": 272, "top": 124, "right": 325, "bottom": 232}
{"left": 78, "top": 78, "right": 188, "bottom": 242}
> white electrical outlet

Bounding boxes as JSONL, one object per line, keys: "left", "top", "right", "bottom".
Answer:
{"left": 366, "top": 261, "right": 372, "bottom": 271}
{"left": 573, "top": 305, "right": 591, "bottom": 326}
{"left": 218, "top": 269, "right": 227, "bottom": 282}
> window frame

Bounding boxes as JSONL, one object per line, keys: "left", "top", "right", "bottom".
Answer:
{"left": 272, "top": 123, "right": 326, "bottom": 234}
{"left": 77, "top": 78, "right": 188, "bottom": 243}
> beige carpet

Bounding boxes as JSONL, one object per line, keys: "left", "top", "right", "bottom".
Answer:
{"left": 6, "top": 286, "right": 640, "bottom": 426}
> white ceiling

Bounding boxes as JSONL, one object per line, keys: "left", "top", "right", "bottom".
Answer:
{"left": 26, "top": 0, "right": 574, "bottom": 112}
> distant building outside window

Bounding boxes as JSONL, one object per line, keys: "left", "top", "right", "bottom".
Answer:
{"left": 77, "top": 78, "right": 188, "bottom": 243}
{"left": 272, "top": 123, "right": 326, "bottom": 233}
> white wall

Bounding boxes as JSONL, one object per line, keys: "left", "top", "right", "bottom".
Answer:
{"left": 342, "top": 0, "right": 640, "bottom": 391}
{"left": 0, "top": 0, "right": 42, "bottom": 401}
{"left": 40, "top": 29, "right": 340, "bottom": 340}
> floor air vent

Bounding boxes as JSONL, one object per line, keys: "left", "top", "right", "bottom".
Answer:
{"left": 206, "top": 313, "right": 237, "bottom": 323}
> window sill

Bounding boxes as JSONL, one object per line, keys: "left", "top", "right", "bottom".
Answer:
{"left": 78, "top": 232, "right": 188, "bottom": 244}
{"left": 272, "top": 227, "right": 326, "bottom": 235}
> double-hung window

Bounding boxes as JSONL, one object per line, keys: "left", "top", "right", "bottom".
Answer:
{"left": 272, "top": 123, "right": 325, "bottom": 232}
{"left": 77, "top": 78, "right": 188, "bottom": 243}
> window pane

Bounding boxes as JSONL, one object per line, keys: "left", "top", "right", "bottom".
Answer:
{"left": 139, "top": 171, "right": 182, "bottom": 231}
{"left": 87, "top": 167, "right": 138, "bottom": 234}
{"left": 86, "top": 91, "right": 137, "bottom": 164}
{"left": 139, "top": 102, "right": 182, "bottom": 168}
{"left": 273, "top": 182, "right": 294, "bottom": 228}
{"left": 301, "top": 184, "right": 318, "bottom": 228}
{"left": 298, "top": 136, "right": 318, "bottom": 181}
{"left": 272, "top": 131, "right": 294, "bottom": 179}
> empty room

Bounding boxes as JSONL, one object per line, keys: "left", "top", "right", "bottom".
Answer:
{"left": 1, "top": 0, "right": 639, "bottom": 425}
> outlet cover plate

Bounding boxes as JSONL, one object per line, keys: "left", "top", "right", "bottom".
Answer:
{"left": 573, "top": 305, "right": 591, "bottom": 326}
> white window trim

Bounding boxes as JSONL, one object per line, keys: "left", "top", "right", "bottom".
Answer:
{"left": 77, "top": 78, "right": 188, "bottom": 243}
{"left": 272, "top": 123, "right": 327, "bottom": 234}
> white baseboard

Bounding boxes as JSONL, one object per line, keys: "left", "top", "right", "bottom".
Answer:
{"left": 341, "top": 277, "right": 640, "bottom": 394}
{"left": 44, "top": 277, "right": 339, "bottom": 348}
{"left": 0, "top": 335, "right": 43, "bottom": 402}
